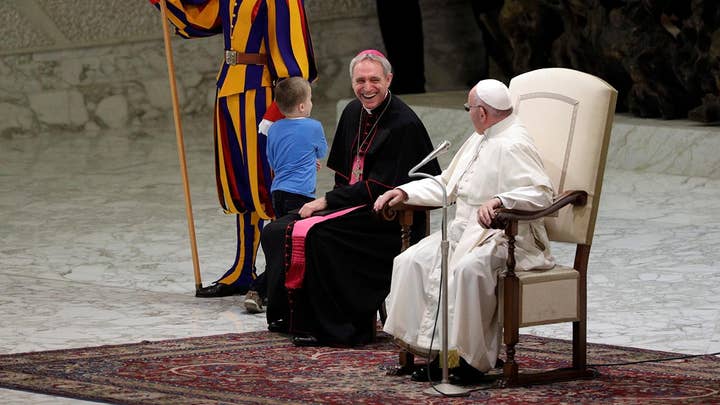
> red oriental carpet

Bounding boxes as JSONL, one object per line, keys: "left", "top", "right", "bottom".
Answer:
{"left": 0, "top": 331, "right": 718, "bottom": 404}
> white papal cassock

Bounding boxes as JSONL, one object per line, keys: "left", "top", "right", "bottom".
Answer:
{"left": 383, "top": 113, "right": 555, "bottom": 372}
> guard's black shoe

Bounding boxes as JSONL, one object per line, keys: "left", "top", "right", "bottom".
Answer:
{"left": 195, "top": 283, "right": 249, "bottom": 298}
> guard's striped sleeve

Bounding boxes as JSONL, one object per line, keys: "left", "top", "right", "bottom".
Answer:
{"left": 266, "top": 0, "right": 318, "bottom": 82}
{"left": 151, "top": 0, "right": 222, "bottom": 38}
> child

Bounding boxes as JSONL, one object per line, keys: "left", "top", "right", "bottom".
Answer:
{"left": 244, "top": 77, "right": 327, "bottom": 314}
{"left": 266, "top": 77, "right": 328, "bottom": 217}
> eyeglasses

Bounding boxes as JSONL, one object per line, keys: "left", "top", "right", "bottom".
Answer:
{"left": 463, "top": 102, "right": 483, "bottom": 112}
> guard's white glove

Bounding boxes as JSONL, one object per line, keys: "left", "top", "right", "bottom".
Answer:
{"left": 258, "top": 118, "right": 273, "bottom": 136}
{"left": 259, "top": 101, "right": 284, "bottom": 135}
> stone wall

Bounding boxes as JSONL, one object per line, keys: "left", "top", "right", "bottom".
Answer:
{"left": 5, "top": 0, "right": 714, "bottom": 137}
{"left": 0, "top": 0, "right": 482, "bottom": 137}
{"left": 0, "top": 40, "right": 221, "bottom": 135}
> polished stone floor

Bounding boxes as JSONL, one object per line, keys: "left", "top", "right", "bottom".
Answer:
{"left": 1, "top": 99, "right": 719, "bottom": 403}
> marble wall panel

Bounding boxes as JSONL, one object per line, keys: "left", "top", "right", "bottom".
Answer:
{"left": 35, "top": 0, "right": 163, "bottom": 43}
{"left": 306, "top": 0, "right": 376, "bottom": 21}
{"left": 0, "top": 0, "right": 482, "bottom": 134}
{"left": 608, "top": 122, "right": 720, "bottom": 179}
{"left": 0, "top": 38, "right": 221, "bottom": 134}
{"left": 0, "top": 2, "right": 54, "bottom": 53}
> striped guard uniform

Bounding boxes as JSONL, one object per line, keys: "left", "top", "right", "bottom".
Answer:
{"left": 156, "top": 0, "right": 317, "bottom": 288}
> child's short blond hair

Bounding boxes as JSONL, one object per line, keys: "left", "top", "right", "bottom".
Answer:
{"left": 275, "top": 77, "right": 311, "bottom": 115}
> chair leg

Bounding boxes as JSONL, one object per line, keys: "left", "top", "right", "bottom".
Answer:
{"left": 501, "top": 268, "right": 520, "bottom": 387}
{"left": 573, "top": 319, "right": 587, "bottom": 369}
{"left": 372, "top": 303, "right": 388, "bottom": 342}
{"left": 400, "top": 350, "right": 414, "bottom": 368}
{"left": 502, "top": 340, "right": 519, "bottom": 386}
{"left": 385, "top": 350, "right": 415, "bottom": 376}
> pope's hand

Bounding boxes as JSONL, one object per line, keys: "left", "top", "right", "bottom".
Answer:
{"left": 477, "top": 197, "right": 503, "bottom": 228}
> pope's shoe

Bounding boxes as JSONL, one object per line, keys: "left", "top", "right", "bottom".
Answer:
{"left": 410, "top": 358, "right": 441, "bottom": 382}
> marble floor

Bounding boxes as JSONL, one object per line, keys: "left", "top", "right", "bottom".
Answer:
{"left": 1, "top": 100, "right": 719, "bottom": 403}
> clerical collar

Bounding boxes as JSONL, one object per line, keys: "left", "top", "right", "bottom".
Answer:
{"left": 362, "top": 91, "right": 391, "bottom": 114}
{"left": 484, "top": 112, "right": 518, "bottom": 138}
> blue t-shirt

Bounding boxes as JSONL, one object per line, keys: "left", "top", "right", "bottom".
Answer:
{"left": 266, "top": 117, "right": 327, "bottom": 198}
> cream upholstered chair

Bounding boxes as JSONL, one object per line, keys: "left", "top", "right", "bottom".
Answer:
{"left": 491, "top": 67, "right": 617, "bottom": 386}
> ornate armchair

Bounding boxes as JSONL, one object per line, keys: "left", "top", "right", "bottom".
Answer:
{"left": 386, "top": 68, "right": 617, "bottom": 386}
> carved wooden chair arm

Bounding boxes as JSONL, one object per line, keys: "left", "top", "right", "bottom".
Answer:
{"left": 377, "top": 202, "right": 439, "bottom": 222}
{"left": 376, "top": 202, "right": 441, "bottom": 254}
{"left": 490, "top": 190, "right": 588, "bottom": 229}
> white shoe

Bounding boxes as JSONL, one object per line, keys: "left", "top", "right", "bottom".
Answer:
{"left": 244, "top": 290, "right": 264, "bottom": 313}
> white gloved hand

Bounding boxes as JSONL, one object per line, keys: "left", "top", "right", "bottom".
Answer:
{"left": 258, "top": 118, "right": 274, "bottom": 136}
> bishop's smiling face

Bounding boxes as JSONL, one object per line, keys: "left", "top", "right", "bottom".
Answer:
{"left": 351, "top": 59, "right": 393, "bottom": 110}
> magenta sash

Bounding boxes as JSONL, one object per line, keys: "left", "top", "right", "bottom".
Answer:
{"left": 285, "top": 205, "right": 364, "bottom": 290}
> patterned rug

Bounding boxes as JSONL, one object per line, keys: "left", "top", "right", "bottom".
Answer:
{"left": 0, "top": 331, "right": 718, "bottom": 404}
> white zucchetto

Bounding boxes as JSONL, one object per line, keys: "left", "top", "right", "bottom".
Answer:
{"left": 474, "top": 79, "right": 512, "bottom": 110}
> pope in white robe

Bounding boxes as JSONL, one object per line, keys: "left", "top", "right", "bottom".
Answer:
{"left": 374, "top": 79, "right": 555, "bottom": 373}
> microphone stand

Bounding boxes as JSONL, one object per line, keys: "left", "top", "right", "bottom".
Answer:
{"left": 408, "top": 143, "right": 470, "bottom": 397}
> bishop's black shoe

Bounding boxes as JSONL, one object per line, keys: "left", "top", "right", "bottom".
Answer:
{"left": 267, "top": 319, "right": 289, "bottom": 333}
{"left": 292, "top": 335, "right": 321, "bottom": 347}
{"left": 195, "top": 283, "right": 249, "bottom": 298}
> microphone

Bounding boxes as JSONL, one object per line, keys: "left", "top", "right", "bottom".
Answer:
{"left": 409, "top": 140, "right": 451, "bottom": 176}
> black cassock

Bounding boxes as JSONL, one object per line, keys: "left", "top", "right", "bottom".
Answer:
{"left": 263, "top": 94, "right": 441, "bottom": 345}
